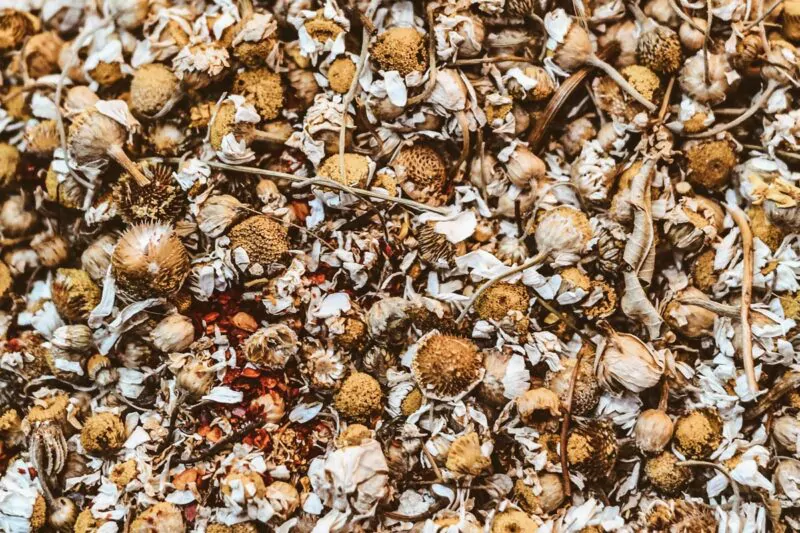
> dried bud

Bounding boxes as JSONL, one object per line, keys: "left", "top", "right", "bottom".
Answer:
{"left": 80, "top": 412, "right": 126, "bottom": 455}
{"left": 265, "top": 481, "right": 300, "bottom": 521}
{"left": 504, "top": 144, "right": 546, "bottom": 188}
{"left": 446, "top": 432, "right": 491, "bottom": 476}
{"left": 250, "top": 390, "right": 286, "bottom": 425}
{"left": 150, "top": 313, "right": 195, "bottom": 353}
{"left": 411, "top": 333, "right": 484, "bottom": 401}
{"left": 598, "top": 324, "right": 664, "bottom": 393}
{"left": 371, "top": 27, "right": 428, "bottom": 76}
{"left": 80, "top": 234, "right": 115, "bottom": 283}
{"left": 243, "top": 324, "right": 298, "bottom": 369}
{"left": 773, "top": 414, "right": 800, "bottom": 452}
{"left": 111, "top": 224, "right": 191, "bottom": 301}
{"left": 51, "top": 324, "right": 94, "bottom": 353}
{"left": 177, "top": 356, "right": 215, "bottom": 398}
{"left": 334, "top": 372, "right": 383, "bottom": 421}
{"left": 530, "top": 206, "right": 593, "bottom": 265}
{"left": 31, "top": 233, "right": 69, "bottom": 268}
{"left": 567, "top": 420, "right": 618, "bottom": 481}
{"left": 48, "top": 496, "right": 78, "bottom": 533}
{"left": 634, "top": 409, "right": 674, "bottom": 453}
{"left": 52, "top": 268, "right": 101, "bottom": 322}
{"left": 663, "top": 287, "right": 717, "bottom": 338}
{"left": 87, "top": 354, "right": 118, "bottom": 387}
{"left": 679, "top": 18, "right": 707, "bottom": 52}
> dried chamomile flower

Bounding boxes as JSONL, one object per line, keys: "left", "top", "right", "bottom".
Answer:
{"left": 371, "top": 27, "right": 428, "bottom": 77}
{"left": 334, "top": 372, "right": 383, "bottom": 421}
{"left": 517, "top": 387, "right": 561, "bottom": 428}
{"left": 597, "top": 324, "right": 664, "bottom": 393}
{"left": 645, "top": 451, "right": 692, "bottom": 495}
{"left": 228, "top": 215, "right": 289, "bottom": 269}
{"left": 24, "top": 119, "right": 60, "bottom": 157}
{"left": 446, "top": 432, "right": 491, "bottom": 476}
{"left": 634, "top": 409, "right": 674, "bottom": 453}
{"left": 0, "top": 9, "right": 39, "bottom": 51}
{"left": 130, "top": 63, "right": 180, "bottom": 118}
{"left": 327, "top": 57, "right": 356, "bottom": 94}
{"left": 392, "top": 143, "right": 448, "bottom": 205}
{"left": 567, "top": 420, "right": 618, "bottom": 481}
{"left": 172, "top": 42, "right": 230, "bottom": 90}
{"left": 630, "top": 3, "right": 683, "bottom": 75}
{"left": 51, "top": 268, "right": 101, "bottom": 322}
{"left": 232, "top": 9, "right": 278, "bottom": 68}
{"left": 673, "top": 409, "right": 723, "bottom": 459}
{"left": 80, "top": 412, "right": 126, "bottom": 455}
{"left": 643, "top": 499, "right": 717, "bottom": 531}
{"left": 111, "top": 223, "right": 191, "bottom": 301}
{"left": 232, "top": 68, "right": 284, "bottom": 121}
{"left": 748, "top": 205, "right": 785, "bottom": 251}
{"left": 129, "top": 503, "right": 184, "bottom": 533}
{"left": 491, "top": 509, "right": 539, "bottom": 533}
{"left": 317, "top": 153, "right": 371, "bottom": 187}
{"left": 679, "top": 52, "right": 731, "bottom": 104}
{"left": 474, "top": 282, "right": 529, "bottom": 321}
{"left": 411, "top": 333, "right": 484, "bottom": 401}
{"left": 113, "top": 162, "right": 185, "bottom": 224}
{"left": 0, "top": 142, "right": 21, "bottom": 189}
{"left": 68, "top": 107, "right": 150, "bottom": 187}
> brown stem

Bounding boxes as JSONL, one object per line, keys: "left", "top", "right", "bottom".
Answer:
{"left": 250, "top": 128, "right": 291, "bottom": 144}
{"left": 560, "top": 346, "right": 588, "bottom": 497}
{"left": 107, "top": 145, "right": 150, "bottom": 186}
{"left": 704, "top": 0, "right": 712, "bottom": 85}
{"left": 238, "top": 0, "right": 253, "bottom": 18}
{"left": 686, "top": 80, "right": 778, "bottom": 139}
{"left": 447, "top": 55, "right": 530, "bottom": 66}
{"left": 587, "top": 56, "right": 657, "bottom": 112}
{"left": 677, "top": 460, "right": 740, "bottom": 514}
{"left": 658, "top": 377, "right": 670, "bottom": 410}
{"left": 448, "top": 111, "right": 471, "bottom": 184}
{"left": 744, "top": 371, "right": 800, "bottom": 420}
{"left": 726, "top": 204, "right": 758, "bottom": 394}
{"left": 658, "top": 76, "right": 676, "bottom": 122}
{"left": 407, "top": 6, "right": 438, "bottom": 106}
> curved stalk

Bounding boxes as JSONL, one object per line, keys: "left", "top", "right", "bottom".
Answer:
{"left": 687, "top": 80, "right": 779, "bottom": 139}
{"left": 744, "top": 371, "right": 800, "bottom": 420}
{"left": 726, "top": 203, "right": 758, "bottom": 394}
{"left": 456, "top": 250, "right": 548, "bottom": 323}
{"left": 677, "top": 460, "right": 740, "bottom": 514}
{"left": 407, "top": 6, "right": 438, "bottom": 106}
{"left": 340, "top": 18, "right": 372, "bottom": 184}
{"left": 586, "top": 56, "right": 658, "bottom": 112}
{"left": 250, "top": 128, "right": 292, "bottom": 144}
{"left": 107, "top": 144, "right": 150, "bottom": 186}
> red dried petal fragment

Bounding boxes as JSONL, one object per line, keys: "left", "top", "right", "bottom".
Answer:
{"left": 173, "top": 468, "right": 200, "bottom": 490}
{"left": 241, "top": 367, "right": 261, "bottom": 378}
{"left": 203, "top": 311, "right": 220, "bottom": 324}
{"left": 291, "top": 201, "right": 310, "bottom": 222}
{"left": 184, "top": 503, "right": 198, "bottom": 523}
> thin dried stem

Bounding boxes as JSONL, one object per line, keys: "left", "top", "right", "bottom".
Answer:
{"left": 340, "top": 19, "right": 372, "bottom": 183}
{"left": 456, "top": 251, "right": 548, "bottom": 323}
{"left": 559, "top": 344, "right": 586, "bottom": 497}
{"left": 658, "top": 377, "right": 670, "bottom": 410}
{"left": 744, "top": 371, "right": 800, "bottom": 420}
{"left": 587, "top": 56, "right": 657, "bottom": 112}
{"left": 704, "top": 0, "right": 712, "bottom": 85}
{"left": 658, "top": 76, "right": 676, "bottom": 122}
{"left": 449, "top": 110, "right": 471, "bottom": 184}
{"left": 476, "top": 127, "right": 488, "bottom": 200}
{"left": 408, "top": 6, "right": 438, "bottom": 106}
{"left": 447, "top": 55, "right": 530, "bottom": 66}
{"left": 726, "top": 203, "right": 758, "bottom": 394}
{"left": 677, "top": 460, "right": 740, "bottom": 514}
{"left": 686, "top": 80, "right": 778, "bottom": 139}
{"left": 155, "top": 158, "right": 449, "bottom": 215}
{"left": 669, "top": 0, "right": 705, "bottom": 31}
{"left": 744, "top": 0, "right": 784, "bottom": 29}
{"left": 107, "top": 145, "right": 150, "bottom": 186}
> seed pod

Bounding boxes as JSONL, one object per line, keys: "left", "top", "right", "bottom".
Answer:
{"left": 0, "top": 9, "right": 39, "bottom": 51}
{"left": 51, "top": 324, "right": 93, "bottom": 353}
{"left": 517, "top": 388, "right": 561, "bottom": 430}
{"left": 567, "top": 420, "right": 618, "bottom": 481}
{"left": 446, "top": 432, "right": 491, "bottom": 477}
{"left": 52, "top": 268, "right": 101, "bottom": 322}
{"left": 150, "top": 313, "right": 195, "bottom": 353}
{"left": 631, "top": 3, "right": 683, "bottom": 75}
{"left": 113, "top": 163, "right": 185, "bottom": 224}
{"left": 67, "top": 108, "right": 150, "bottom": 187}
{"left": 48, "top": 497, "right": 78, "bottom": 533}
{"left": 679, "top": 18, "right": 707, "bottom": 52}
{"left": 598, "top": 324, "right": 664, "bottom": 394}
{"left": 773, "top": 414, "right": 800, "bottom": 451}
{"left": 393, "top": 144, "right": 448, "bottom": 206}
{"left": 411, "top": 332, "right": 484, "bottom": 401}
{"left": 634, "top": 409, "right": 674, "bottom": 453}
{"left": 504, "top": 144, "right": 546, "bottom": 188}
{"left": 645, "top": 451, "right": 692, "bottom": 494}
{"left": 663, "top": 287, "right": 718, "bottom": 338}
{"left": 111, "top": 224, "right": 190, "bottom": 301}
{"left": 674, "top": 408, "right": 723, "bottom": 459}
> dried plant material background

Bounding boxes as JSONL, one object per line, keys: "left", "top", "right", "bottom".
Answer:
{"left": 3, "top": 0, "right": 800, "bottom": 531}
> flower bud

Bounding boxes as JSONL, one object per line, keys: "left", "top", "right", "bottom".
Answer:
{"left": 177, "top": 357, "right": 216, "bottom": 398}
{"left": 774, "top": 414, "right": 800, "bottom": 452}
{"left": 634, "top": 409, "right": 674, "bottom": 453}
{"left": 150, "top": 313, "right": 195, "bottom": 353}
{"left": 51, "top": 324, "right": 94, "bottom": 353}
{"left": 598, "top": 325, "right": 664, "bottom": 393}
{"left": 663, "top": 287, "right": 718, "bottom": 338}
{"left": 504, "top": 144, "right": 546, "bottom": 188}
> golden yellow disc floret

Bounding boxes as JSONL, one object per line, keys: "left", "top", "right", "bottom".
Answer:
{"left": 129, "top": 502, "right": 184, "bottom": 533}
{"left": 371, "top": 27, "right": 428, "bottom": 76}
{"left": 228, "top": 215, "right": 289, "bottom": 265}
{"left": 645, "top": 451, "right": 692, "bottom": 494}
{"left": 26, "top": 393, "right": 69, "bottom": 425}
{"left": 748, "top": 205, "right": 785, "bottom": 252}
{"left": 80, "top": 412, "right": 126, "bottom": 455}
{"left": 674, "top": 409, "right": 723, "bottom": 459}
{"left": 394, "top": 144, "right": 447, "bottom": 190}
{"left": 334, "top": 372, "right": 382, "bottom": 421}
{"left": 328, "top": 58, "right": 356, "bottom": 94}
{"left": 232, "top": 68, "right": 284, "bottom": 121}
{"left": 685, "top": 139, "right": 737, "bottom": 191}
{"left": 412, "top": 334, "right": 483, "bottom": 401}
{"left": 29, "top": 494, "right": 46, "bottom": 530}
{"left": 130, "top": 63, "right": 179, "bottom": 116}
{"left": 621, "top": 64, "right": 660, "bottom": 103}
{"left": 492, "top": 509, "right": 539, "bottom": 533}
{"left": 400, "top": 388, "right": 423, "bottom": 416}
{"left": 474, "top": 282, "right": 529, "bottom": 321}
{"left": 317, "top": 153, "right": 371, "bottom": 187}
{"left": 52, "top": 268, "right": 101, "bottom": 322}
{"left": 110, "top": 459, "right": 138, "bottom": 487}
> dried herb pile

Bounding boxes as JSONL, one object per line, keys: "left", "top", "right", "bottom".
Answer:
{"left": 1, "top": 0, "right": 800, "bottom": 531}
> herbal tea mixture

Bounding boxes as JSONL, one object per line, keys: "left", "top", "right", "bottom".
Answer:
{"left": 1, "top": 0, "right": 800, "bottom": 531}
